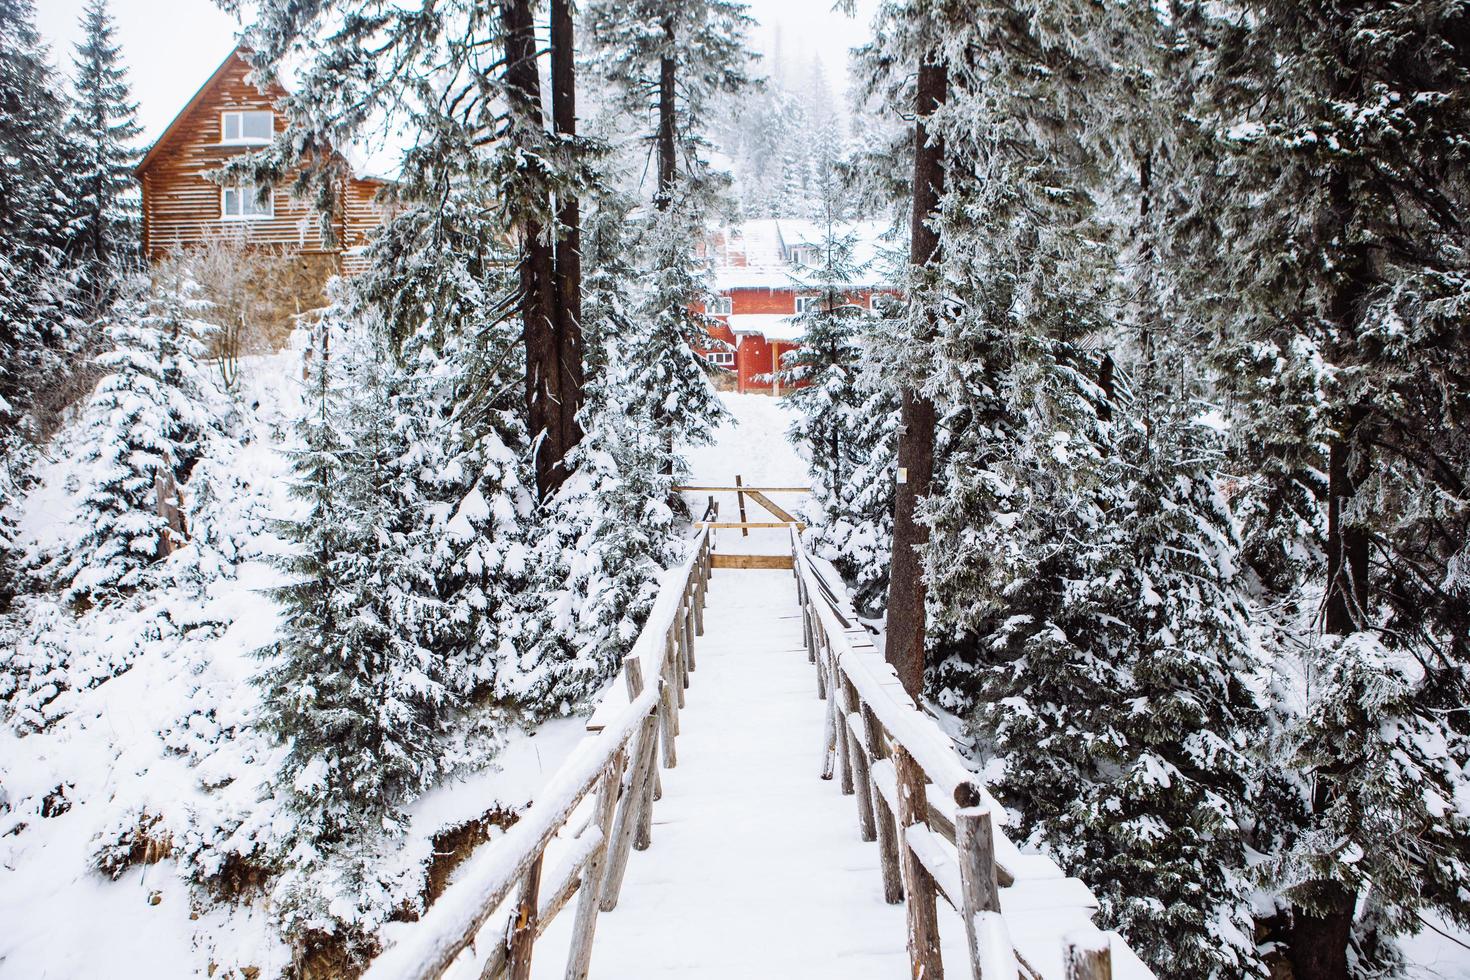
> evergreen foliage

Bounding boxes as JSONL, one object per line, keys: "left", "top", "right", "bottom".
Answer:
{"left": 56, "top": 273, "right": 211, "bottom": 603}
{"left": 66, "top": 0, "right": 142, "bottom": 303}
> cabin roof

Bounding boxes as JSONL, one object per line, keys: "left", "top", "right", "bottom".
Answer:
{"left": 136, "top": 43, "right": 397, "bottom": 184}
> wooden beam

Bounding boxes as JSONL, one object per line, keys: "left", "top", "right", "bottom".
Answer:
{"left": 694, "top": 521, "right": 806, "bottom": 530}
{"left": 711, "top": 553, "right": 794, "bottom": 570}
{"left": 735, "top": 475, "right": 749, "bottom": 538}
{"left": 745, "top": 489, "right": 799, "bottom": 525}
{"left": 674, "top": 485, "right": 811, "bottom": 493}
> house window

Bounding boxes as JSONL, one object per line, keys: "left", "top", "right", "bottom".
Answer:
{"left": 708, "top": 295, "right": 733, "bottom": 316}
{"left": 221, "top": 110, "right": 274, "bottom": 145}
{"left": 795, "top": 294, "right": 824, "bottom": 315}
{"left": 704, "top": 350, "right": 735, "bottom": 367}
{"left": 221, "top": 183, "right": 274, "bottom": 220}
{"left": 789, "top": 245, "right": 817, "bottom": 267}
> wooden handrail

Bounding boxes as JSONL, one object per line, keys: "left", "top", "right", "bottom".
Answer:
{"left": 672, "top": 485, "right": 811, "bottom": 493}
{"left": 364, "top": 529, "right": 714, "bottom": 980}
{"left": 790, "top": 528, "right": 1138, "bottom": 980}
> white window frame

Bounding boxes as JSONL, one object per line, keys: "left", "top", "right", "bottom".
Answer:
{"left": 221, "top": 182, "right": 275, "bottom": 221}
{"left": 789, "top": 245, "right": 817, "bottom": 267}
{"left": 220, "top": 109, "right": 275, "bottom": 146}
{"left": 708, "top": 295, "right": 733, "bottom": 316}
{"left": 795, "top": 294, "right": 824, "bottom": 315}
{"left": 704, "top": 350, "right": 735, "bottom": 367}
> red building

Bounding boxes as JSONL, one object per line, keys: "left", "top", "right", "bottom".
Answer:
{"left": 695, "top": 220, "right": 894, "bottom": 394}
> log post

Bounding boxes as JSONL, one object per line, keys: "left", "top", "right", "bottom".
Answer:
{"left": 735, "top": 474, "right": 749, "bottom": 537}
{"left": 671, "top": 623, "right": 688, "bottom": 707}
{"left": 603, "top": 659, "right": 659, "bottom": 906}
{"left": 1063, "top": 936, "right": 1113, "bottom": 980}
{"left": 862, "top": 702, "right": 904, "bottom": 903}
{"left": 683, "top": 583, "right": 698, "bottom": 673}
{"left": 693, "top": 567, "right": 705, "bottom": 638}
{"left": 834, "top": 668, "right": 854, "bottom": 796}
{"left": 822, "top": 668, "right": 839, "bottom": 781}
{"left": 894, "top": 746, "right": 942, "bottom": 978}
{"left": 565, "top": 756, "right": 623, "bottom": 980}
{"left": 659, "top": 654, "right": 679, "bottom": 768}
{"left": 816, "top": 634, "right": 829, "bottom": 700}
{"left": 956, "top": 804, "right": 1003, "bottom": 980}
{"left": 843, "top": 680, "right": 874, "bottom": 840}
{"left": 505, "top": 851, "right": 543, "bottom": 980}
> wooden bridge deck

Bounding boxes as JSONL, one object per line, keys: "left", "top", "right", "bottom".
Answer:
{"left": 529, "top": 567, "right": 969, "bottom": 978}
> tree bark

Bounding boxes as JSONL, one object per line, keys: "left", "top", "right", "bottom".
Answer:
{"left": 502, "top": 0, "right": 565, "bottom": 499}
{"left": 550, "top": 0, "right": 584, "bottom": 461}
{"left": 656, "top": 18, "right": 677, "bottom": 209}
{"left": 883, "top": 59, "right": 946, "bottom": 698}
{"left": 1289, "top": 167, "right": 1371, "bottom": 980}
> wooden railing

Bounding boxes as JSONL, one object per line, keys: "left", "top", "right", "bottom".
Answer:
{"left": 363, "top": 528, "right": 714, "bottom": 980}
{"left": 791, "top": 529, "right": 1135, "bottom": 980}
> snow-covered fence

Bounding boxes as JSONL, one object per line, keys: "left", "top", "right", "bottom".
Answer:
{"left": 791, "top": 529, "right": 1153, "bottom": 980}
{"left": 363, "top": 528, "right": 715, "bottom": 980}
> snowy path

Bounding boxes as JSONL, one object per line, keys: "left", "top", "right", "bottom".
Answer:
{"left": 531, "top": 563, "right": 969, "bottom": 979}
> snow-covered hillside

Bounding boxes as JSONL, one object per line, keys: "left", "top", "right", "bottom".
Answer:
{"left": 0, "top": 341, "right": 586, "bottom": 978}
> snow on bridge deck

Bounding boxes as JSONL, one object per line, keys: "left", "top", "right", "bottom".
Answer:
{"left": 531, "top": 564, "right": 972, "bottom": 978}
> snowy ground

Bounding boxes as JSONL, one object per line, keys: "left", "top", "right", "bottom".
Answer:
{"left": 528, "top": 566, "right": 958, "bottom": 979}
{"left": 681, "top": 392, "right": 812, "bottom": 557}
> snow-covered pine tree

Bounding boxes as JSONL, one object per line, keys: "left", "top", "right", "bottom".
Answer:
{"left": 1160, "top": 3, "right": 1470, "bottom": 975}
{"left": 56, "top": 271, "right": 211, "bottom": 603}
{"left": 586, "top": 0, "right": 753, "bottom": 473}
{"left": 778, "top": 208, "right": 867, "bottom": 531}
{"left": 509, "top": 189, "right": 681, "bottom": 711}
{"left": 66, "top": 0, "right": 141, "bottom": 308}
{"left": 0, "top": 0, "right": 82, "bottom": 460}
{"left": 852, "top": 2, "right": 1272, "bottom": 975}
{"left": 256, "top": 325, "right": 453, "bottom": 951}
{"left": 813, "top": 300, "right": 900, "bottom": 618}
{"left": 225, "top": 0, "right": 591, "bottom": 499}
{"left": 337, "top": 200, "right": 537, "bottom": 708}
{"left": 630, "top": 201, "right": 728, "bottom": 477}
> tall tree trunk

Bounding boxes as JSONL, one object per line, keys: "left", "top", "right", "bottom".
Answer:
{"left": 1288, "top": 168, "right": 1371, "bottom": 980}
{"left": 502, "top": 0, "right": 563, "bottom": 499}
{"left": 550, "top": 0, "right": 584, "bottom": 462}
{"left": 656, "top": 18, "right": 677, "bottom": 209}
{"left": 884, "top": 59, "right": 946, "bottom": 698}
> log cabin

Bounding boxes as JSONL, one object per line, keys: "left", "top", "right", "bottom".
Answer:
{"left": 695, "top": 219, "right": 897, "bottom": 395}
{"left": 136, "top": 44, "right": 391, "bottom": 311}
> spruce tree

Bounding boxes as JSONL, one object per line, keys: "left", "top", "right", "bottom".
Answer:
{"left": 66, "top": 0, "right": 141, "bottom": 305}
{"left": 1162, "top": 2, "right": 1470, "bottom": 974}
{"left": 0, "top": 0, "right": 81, "bottom": 447}
{"left": 778, "top": 211, "right": 867, "bottom": 529}
{"left": 57, "top": 272, "right": 210, "bottom": 603}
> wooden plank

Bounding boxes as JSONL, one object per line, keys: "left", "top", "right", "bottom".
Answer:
{"left": 696, "top": 521, "right": 806, "bottom": 530}
{"left": 711, "top": 553, "right": 794, "bottom": 570}
{"left": 745, "top": 489, "right": 800, "bottom": 525}
{"left": 735, "top": 475, "right": 749, "bottom": 537}
{"left": 1064, "top": 935, "right": 1113, "bottom": 980}
{"left": 673, "top": 485, "right": 812, "bottom": 493}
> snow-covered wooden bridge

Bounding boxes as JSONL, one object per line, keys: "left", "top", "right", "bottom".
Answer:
{"left": 361, "top": 519, "right": 1154, "bottom": 980}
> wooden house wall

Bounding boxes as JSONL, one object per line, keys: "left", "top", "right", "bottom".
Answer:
{"left": 139, "top": 52, "right": 369, "bottom": 264}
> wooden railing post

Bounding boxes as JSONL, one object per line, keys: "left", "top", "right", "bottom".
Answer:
{"left": 1063, "top": 936, "right": 1113, "bottom": 980}
{"left": 602, "top": 660, "right": 660, "bottom": 908}
{"left": 505, "top": 851, "right": 543, "bottom": 980}
{"left": 863, "top": 703, "right": 904, "bottom": 904}
{"left": 564, "top": 756, "right": 623, "bottom": 980}
{"left": 956, "top": 802, "right": 1007, "bottom": 980}
{"left": 893, "top": 746, "right": 944, "bottom": 980}
{"left": 844, "top": 678, "right": 876, "bottom": 840}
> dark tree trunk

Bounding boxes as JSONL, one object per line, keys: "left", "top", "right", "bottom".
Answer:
{"left": 884, "top": 59, "right": 946, "bottom": 698}
{"left": 502, "top": 0, "right": 564, "bottom": 499}
{"left": 1288, "top": 168, "right": 1371, "bottom": 980}
{"left": 550, "top": 0, "right": 584, "bottom": 460}
{"left": 656, "top": 18, "right": 677, "bottom": 210}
